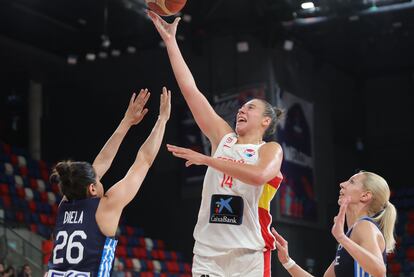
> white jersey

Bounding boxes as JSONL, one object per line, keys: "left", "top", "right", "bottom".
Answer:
{"left": 193, "top": 133, "right": 283, "bottom": 257}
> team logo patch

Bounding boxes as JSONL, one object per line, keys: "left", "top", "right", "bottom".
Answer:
{"left": 209, "top": 194, "right": 244, "bottom": 225}
{"left": 244, "top": 148, "right": 256, "bottom": 158}
{"left": 48, "top": 270, "right": 90, "bottom": 277}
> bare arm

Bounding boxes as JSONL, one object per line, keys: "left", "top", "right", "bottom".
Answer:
{"left": 323, "top": 262, "right": 336, "bottom": 277}
{"left": 148, "top": 11, "right": 231, "bottom": 148}
{"left": 271, "top": 227, "right": 316, "bottom": 277}
{"left": 167, "top": 142, "right": 283, "bottom": 186}
{"left": 335, "top": 224, "right": 386, "bottom": 276}
{"left": 97, "top": 88, "right": 171, "bottom": 236}
{"left": 331, "top": 198, "right": 386, "bottom": 277}
{"left": 92, "top": 89, "right": 150, "bottom": 179}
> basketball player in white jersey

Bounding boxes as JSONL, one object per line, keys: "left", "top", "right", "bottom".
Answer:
{"left": 149, "top": 11, "right": 284, "bottom": 277}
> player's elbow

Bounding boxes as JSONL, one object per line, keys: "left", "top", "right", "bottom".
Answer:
{"left": 372, "top": 265, "right": 386, "bottom": 277}
{"left": 136, "top": 152, "right": 154, "bottom": 168}
{"left": 250, "top": 173, "right": 267, "bottom": 186}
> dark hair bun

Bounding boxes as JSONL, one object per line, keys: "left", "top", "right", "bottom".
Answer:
{"left": 50, "top": 161, "right": 72, "bottom": 184}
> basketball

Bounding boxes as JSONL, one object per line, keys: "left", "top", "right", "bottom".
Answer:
{"left": 146, "top": 0, "right": 187, "bottom": 16}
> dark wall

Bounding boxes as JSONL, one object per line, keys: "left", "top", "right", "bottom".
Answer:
{"left": 2, "top": 27, "right": 412, "bottom": 276}
{"left": 363, "top": 73, "right": 414, "bottom": 188}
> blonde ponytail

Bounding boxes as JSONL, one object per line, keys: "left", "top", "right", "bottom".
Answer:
{"left": 360, "top": 171, "right": 397, "bottom": 253}
{"left": 372, "top": 201, "right": 397, "bottom": 253}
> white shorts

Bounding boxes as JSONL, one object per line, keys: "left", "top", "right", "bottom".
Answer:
{"left": 192, "top": 248, "right": 271, "bottom": 277}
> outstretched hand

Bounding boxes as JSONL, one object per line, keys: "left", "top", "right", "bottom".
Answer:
{"left": 124, "top": 89, "right": 150, "bottom": 126}
{"left": 159, "top": 87, "right": 171, "bottom": 122}
{"left": 271, "top": 227, "right": 290, "bottom": 264}
{"left": 166, "top": 144, "right": 208, "bottom": 167}
{"left": 331, "top": 196, "right": 351, "bottom": 243}
{"left": 147, "top": 10, "right": 181, "bottom": 44}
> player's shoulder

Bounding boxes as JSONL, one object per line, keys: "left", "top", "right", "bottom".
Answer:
{"left": 352, "top": 218, "right": 381, "bottom": 241}
{"left": 261, "top": 141, "right": 282, "bottom": 152}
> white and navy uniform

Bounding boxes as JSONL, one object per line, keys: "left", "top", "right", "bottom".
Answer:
{"left": 334, "top": 217, "right": 386, "bottom": 277}
{"left": 47, "top": 197, "right": 117, "bottom": 277}
{"left": 193, "top": 133, "right": 282, "bottom": 277}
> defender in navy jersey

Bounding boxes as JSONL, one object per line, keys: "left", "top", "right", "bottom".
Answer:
{"left": 47, "top": 88, "right": 171, "bottom": 277}
{"left": 271, "top": 171, "right": 397, "bottom": 277}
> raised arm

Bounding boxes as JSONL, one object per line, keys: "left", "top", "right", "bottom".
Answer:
{"left": 167, "top": 141, "right": 283, "bottom": 186}
{"left": 332, "top": 198, "right": 386, "bottom": 277}
{"left": 92, "top": 89, "right": 150, "bottom": 179}
{"left": 148, "top": 11, "right": 231, "bottom": 148}
{"left": 97, "top": 87, "right": 171, "bottom": 235}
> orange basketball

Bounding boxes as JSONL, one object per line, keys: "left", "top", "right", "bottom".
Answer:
{"left": 146, "top": 0, "right": 187, "bottom": 16}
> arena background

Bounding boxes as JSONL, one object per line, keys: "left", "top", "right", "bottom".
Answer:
{"left": 1, "top": 0, "right": 414, "bottom": 276}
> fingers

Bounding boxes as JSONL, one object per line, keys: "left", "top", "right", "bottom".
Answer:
{"left": 271, "top": 227, "right": 284, "bottom": 241}
{"left": 166, "top": 144, "right": 186, "bottom": 153}
{"left": 140, "top": 108, "right": 149, "bottom": 119}
{"left": 148, "top": 10, "right": 167, "bottom": 33}
{"left": 134, "top": 89, "right": 150, "bottom": 108}
{"left": 129, "top": 92, "right": 137, "bottom": 107}
{"left": 337, "top": 196, "right": 349, "bottom": 219}
{"left": 173, "top": 17, "right": 181, "bottom": 26}
{"left": 147, "top": 10, "right": 162, "bottom": 21}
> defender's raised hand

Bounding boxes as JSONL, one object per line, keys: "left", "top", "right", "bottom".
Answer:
{"left": 159, "top": 87, "right": 171, "bottom": 122}
{"left": 124, "top": 89, "right": 150, "bottom": 126}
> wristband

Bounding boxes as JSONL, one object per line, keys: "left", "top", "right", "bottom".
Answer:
{"left": 282, "top": 258, "right": 296, "bottom": 270}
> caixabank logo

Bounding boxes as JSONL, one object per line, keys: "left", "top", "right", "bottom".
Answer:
{"left": 209, "top": 194, "right": 244, "bottom": 225}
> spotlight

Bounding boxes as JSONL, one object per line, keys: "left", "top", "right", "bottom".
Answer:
{"left": 67, "top": 55, "right": 78, "bottom": 65}
{"left": 301, "top": 2, "right": 315, "bottom": 9}
{"left": 101, "top": 34, "right": 111, "bottom": 48}
{"left": 86, "top": 53, "right": 96, "bottom": 61}
{"left": 236, "top": 41, "right": 249, "bottom": 53}
{"left": 283, "top": 40, "right": 294, "bottom": 51}
{"left": 127, "top": 46, "right": 136, "bottom": 54}
{"left": 183, "top": 14, "right": 192, "bottom": 22}
{"left": 98, "top": 52, "right": 108, "bottom": 59}
{"left": 111, "top": 49, "right": 121, "bottom": 57}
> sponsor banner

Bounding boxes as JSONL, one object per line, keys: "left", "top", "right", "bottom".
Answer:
{"left": 276, "top": 90, "right": 317, "bottom": 221}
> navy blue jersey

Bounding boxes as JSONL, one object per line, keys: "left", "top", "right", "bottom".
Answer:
{"left": 334, "top": 217, "right": 386, "bottom": 277}
{"left": 47, "top": 197, "right": 118, "bottom": 277}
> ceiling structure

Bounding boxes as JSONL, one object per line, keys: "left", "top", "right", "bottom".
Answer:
{"left": 0, "top": 0, "right": 413, "bottom": 76}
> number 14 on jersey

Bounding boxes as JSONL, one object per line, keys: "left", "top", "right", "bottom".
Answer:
{"left": 220, "top": 174, "right": 233, "bottom": 188}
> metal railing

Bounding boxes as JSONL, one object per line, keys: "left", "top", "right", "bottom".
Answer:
{"left": 0, "top": 218, "right": 45, "bottom": 277}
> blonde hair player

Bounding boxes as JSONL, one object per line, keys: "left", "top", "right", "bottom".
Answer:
{"left": 149, "top": 11, "right": 284, "bottom": 277}
{"left": 272, "top": 171, "right": 397, "bottom": 277}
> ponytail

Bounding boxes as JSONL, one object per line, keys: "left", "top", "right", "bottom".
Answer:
{"left": 372, "top": 201, "right": 397, "bottom": 253}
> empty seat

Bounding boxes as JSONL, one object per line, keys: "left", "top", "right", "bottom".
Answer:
{"left": 132, "top": 258, "right": 141, "bottom": 271}
{"left": 4, "top": 163, "right": 13, "bottom": 175}
{"left": 17, "top": 155, "right": 27, "bottom": 167}
{"left": 14, "top": 175, "right": 24, "bottom": 187}
{"left": 24, "top": 187, "right": 34, "bottom": 201}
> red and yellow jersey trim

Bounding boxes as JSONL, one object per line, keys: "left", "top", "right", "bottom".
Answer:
{"left": 259, "top": 175, "right": 283, "bottom": 250}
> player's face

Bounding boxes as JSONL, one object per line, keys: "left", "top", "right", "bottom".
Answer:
{"left": 235, "top": 99, "right": 268, "bottom": 135}
{"left": 338, "top": 173, "right": 366, "bottom": 205}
